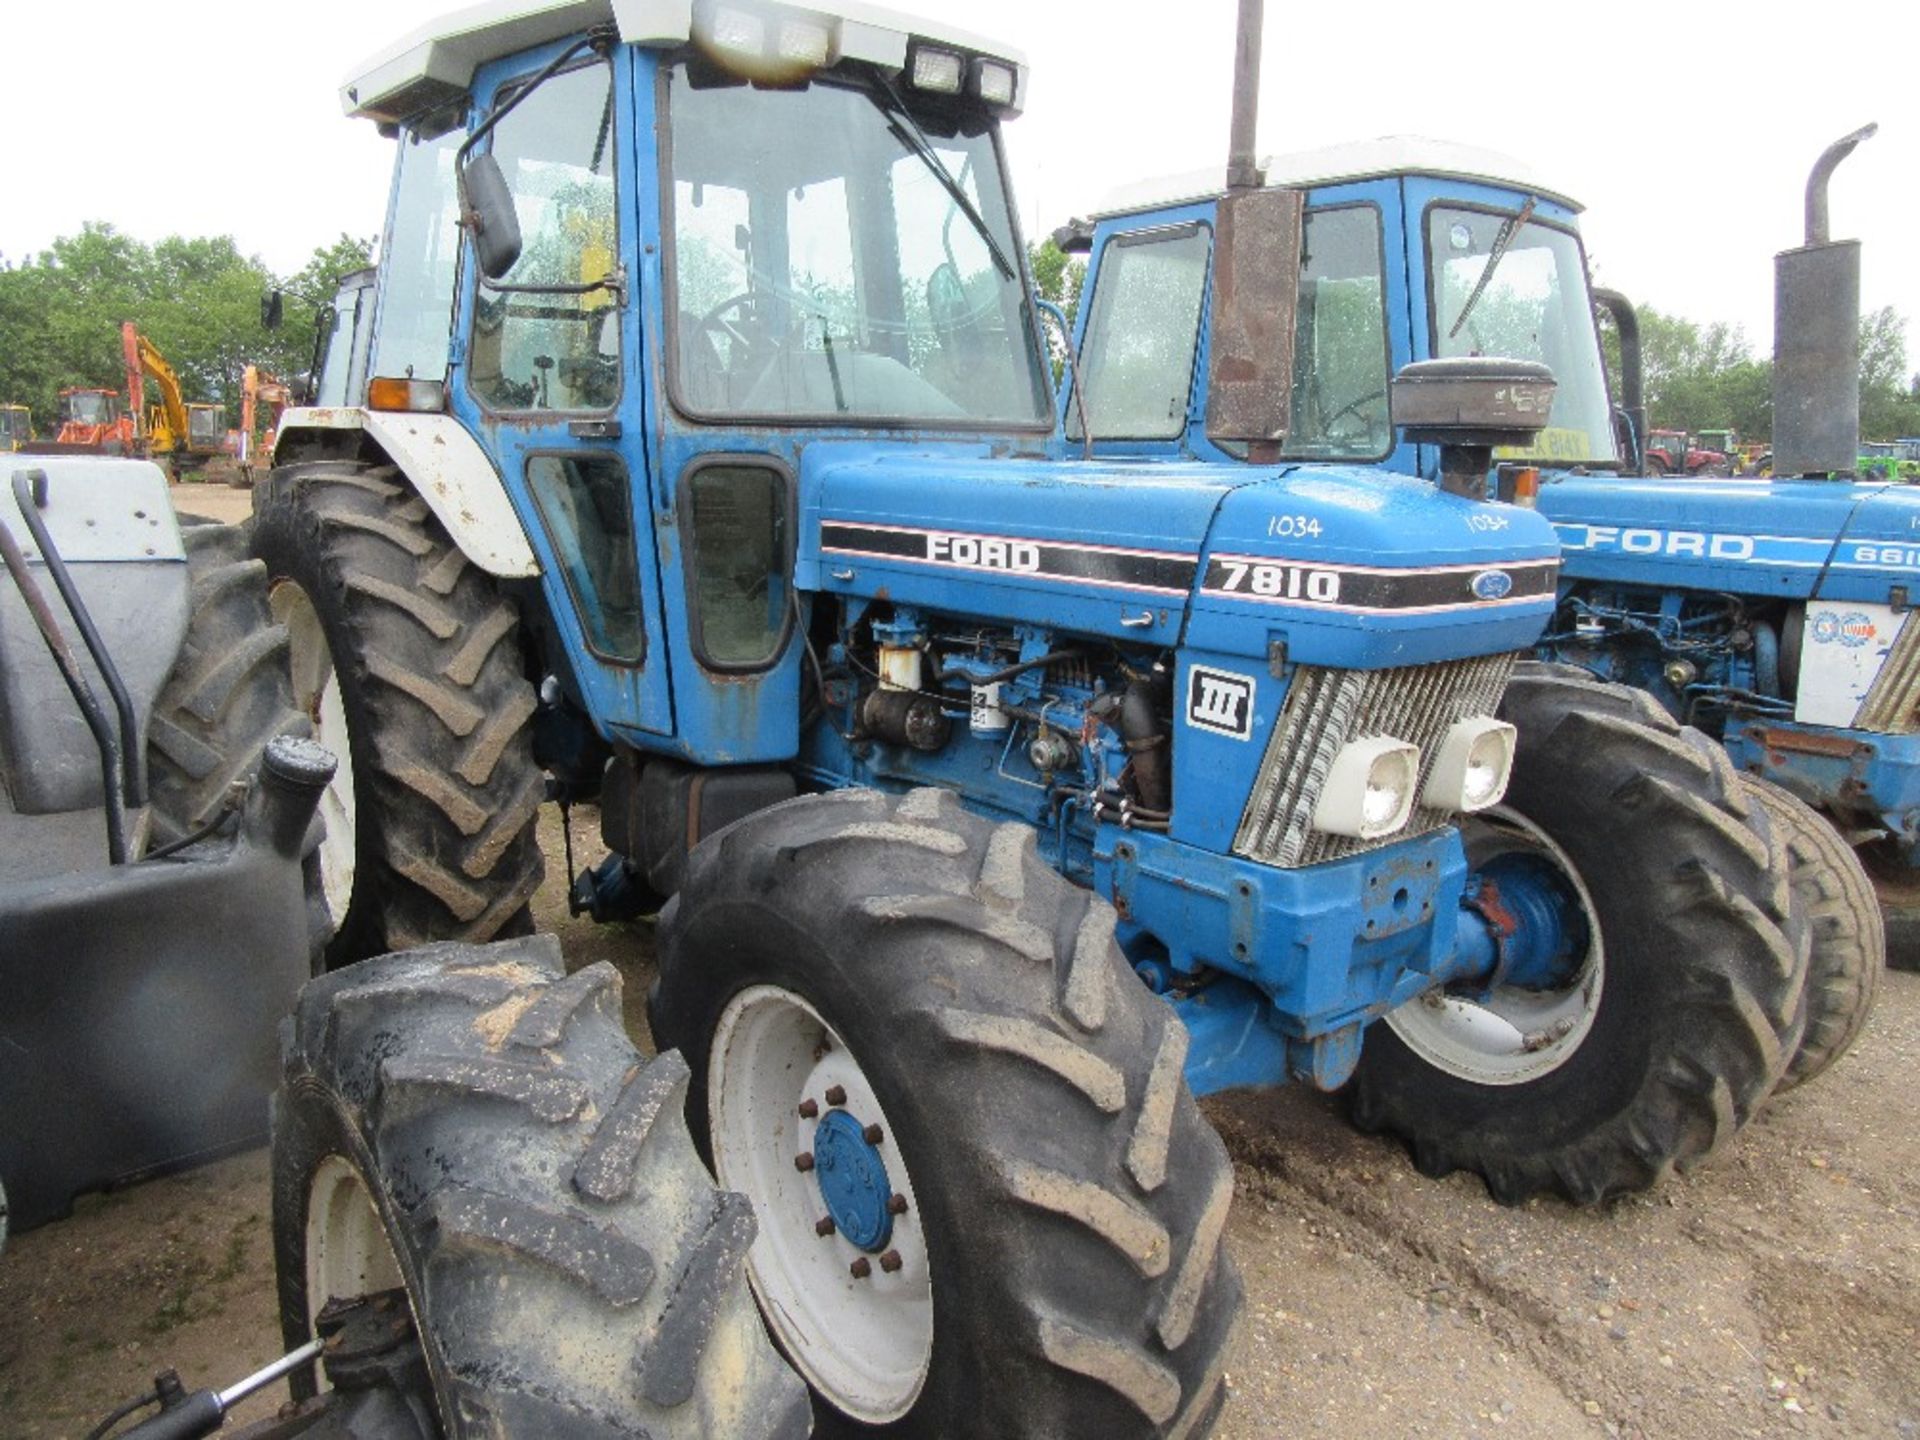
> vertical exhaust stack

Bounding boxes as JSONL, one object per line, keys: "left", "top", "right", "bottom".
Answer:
{"left": 1204, "top": 0, "right": 1302, "bottom": 460}
{"left": 1772, "top": 123, "right": 1876, "bottom": 478}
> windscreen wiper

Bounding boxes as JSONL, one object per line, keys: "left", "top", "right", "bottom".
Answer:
{"left": 1448, "top": 196, "right": 1537, "bottom": 341}
{"left": 865, "top": 75, "right": 1016, "bottom": 281}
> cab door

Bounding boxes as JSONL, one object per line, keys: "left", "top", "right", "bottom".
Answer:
{"left": 449, "top": 41, "right": 674, "bottom": 746}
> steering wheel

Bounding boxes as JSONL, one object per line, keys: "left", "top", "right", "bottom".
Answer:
{"left": 697, "top": 292, "right": 760, "bottom": 356}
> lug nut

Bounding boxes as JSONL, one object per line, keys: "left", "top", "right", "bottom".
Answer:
{"left": 887, "top": 1195, "right": 909, "bottom": 1216}
{"left": 879, "top": 1249, "right": 903, "bottom": 1274}
{"left": 815, "top": 1216, "right": 836, "bottom": 1237}
{"left": 863, "top": 1123, "right": 885, "bottom": 1146}
{"left": 797, "top": 1099, "right": 819, "bottom": 1119}
{"left": 849, "top": 1257, "right": 872, "bottom": 1279}
{"left": 825, "top": 1085, "right": 847, "bottom": 1107}
{"left": 794, "top": 1153, "right": 815, "bottom": 1173}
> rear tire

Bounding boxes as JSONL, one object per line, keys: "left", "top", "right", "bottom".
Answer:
{"left": 250, "top": 461, "right": 544, "bottom": 967}
{"left": 1740, "top": 776, "right": 1881, "bottom": 1090}
{"left": 272, "top": 933, "right": 810, "bottom": 1439}
{"left": 146, "top": 522, "right": 308, "bottom": 847}
{"left": 1351, "top": 666, "right": 1807, "bottom": 1205}
{"left": 652, "top": 788, "right": 1241, "bottom": 1440}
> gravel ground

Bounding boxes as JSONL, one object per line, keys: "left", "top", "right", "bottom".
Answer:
{"left": 1, "top": 481, "right": 1913, "bottom": 1437}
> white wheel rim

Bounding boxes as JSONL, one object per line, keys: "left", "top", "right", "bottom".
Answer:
{"left": 710, "top": 984, "right": 933, "bottom": 1423}
{"left": 1385, "top": 807, "right": 1605, "bottom": 1085}
{"left": 305, "top": 1154, "right": 405, "bottom": 1325}
{"left": 271, "top": 580, "right": 357, "bottom": 930}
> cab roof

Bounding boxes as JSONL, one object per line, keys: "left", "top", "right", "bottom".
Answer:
{"left": 1092, "top": 136, "right": 1583, "bottom": 221}
{"left": 342, "top": 0, "right": 1028, "bottom": 125}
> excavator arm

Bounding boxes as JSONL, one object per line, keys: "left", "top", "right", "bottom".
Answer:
{"left": 121, "top": 321, "right": 191, "bottom": 455}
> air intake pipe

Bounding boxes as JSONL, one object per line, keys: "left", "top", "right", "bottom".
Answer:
{"left": 1592, "top": 288, "right": 1647, "bottom": 474}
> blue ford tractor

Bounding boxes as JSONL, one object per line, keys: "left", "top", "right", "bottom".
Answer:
{"left": 1539, "top": 127, "right": 1912, "bottom": 985}
{"left": 247, "top": 2, "right": 1830, "bottom": 1436}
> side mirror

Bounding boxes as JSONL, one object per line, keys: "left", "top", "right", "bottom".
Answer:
{"left": 1204, "top": 186, "right": 1302, "bottom": 459}
{"left": 260, "top": 289, "right": 284, "bottom": 331}
{"left": 460, "top": 153, "right": 523, "bottom": 281}
{"left": 1391, "top": 357, "right": 1556, "bottom": 499}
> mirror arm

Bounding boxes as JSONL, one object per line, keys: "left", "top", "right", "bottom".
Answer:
{"left": 1033, "top": 297, "right": 1093, "bottom": 461}
{"left": 478, "top": 264, "right": 628, "bottom": 307}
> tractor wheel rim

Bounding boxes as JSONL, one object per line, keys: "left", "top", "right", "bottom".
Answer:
{"left": 710, "top": 984, "right": 933, "bottom": 1423}
{"left": 1386, "top": 806, "right": 1605, "bottom": 1085}
{"left": 271, "top": 580, "right": 356, "bottom": 930}
{"left": 305, "top": 1154, "right": 406, "bottom": 1326}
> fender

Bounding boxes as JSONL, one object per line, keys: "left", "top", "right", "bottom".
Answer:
{"left": 271, "top": 407, "right": 539, "bottom": 578}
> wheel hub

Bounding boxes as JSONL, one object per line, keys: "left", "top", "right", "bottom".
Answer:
{"left": 811, "top": 1109, "right": 895, "bottom": 1252}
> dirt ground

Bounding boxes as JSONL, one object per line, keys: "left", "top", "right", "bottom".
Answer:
{"left": 1, "top": 482, "right": 1915, "bottom": 1438}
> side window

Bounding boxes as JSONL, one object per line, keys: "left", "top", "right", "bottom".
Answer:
{"left": 527, "top": 454, "right": 643, "bottom": 663}
{"left": 1070, "top": 225, "right": 1212, "bottom": 440}
{"left": 684, "top": 462, "right": 791, "bottom": 671}
{"left": 371, "top": 122, "right": 465, "bottom": 383}
{"left": 1286, "top": 206, "right": 1390, "bottom": 459}
{"left": 469, "top": 61, "right": 620, "bottom": 413}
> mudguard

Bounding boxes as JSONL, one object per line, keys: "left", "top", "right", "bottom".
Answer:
{"left": 272, "top": 407, "right": 539, "bottom": 578}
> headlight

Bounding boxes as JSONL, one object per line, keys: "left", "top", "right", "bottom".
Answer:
{"left": 911, "top": 46, "right": 965, "bottom": 93}
{"left": 974, "top": 59, "right": 1017, "bottom": 107}
{"left": 1421, "top": 718, "right": 1517, "bottom": 813}
{"left": 1312, "top": 736, "right": 1421, "bottom": 839}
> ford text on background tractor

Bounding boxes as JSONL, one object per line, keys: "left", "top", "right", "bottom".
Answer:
{"left": 248, "top": 0, "right": 1826, "bottom": 1435}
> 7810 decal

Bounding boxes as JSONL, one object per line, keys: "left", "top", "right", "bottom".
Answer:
{"left": 1212, "top": 559, "right": 1342, "bottom": 602}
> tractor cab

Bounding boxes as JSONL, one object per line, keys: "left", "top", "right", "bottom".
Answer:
{"left": 0, "top": 405, "right": 29, "bottom": 451}
{"left": 1068, "top": 138, "right": 1619, "bottom": 478}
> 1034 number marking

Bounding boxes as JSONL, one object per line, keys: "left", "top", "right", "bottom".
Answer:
{"left": 1266, "top": 514, "right": 1324, "bottom": 539}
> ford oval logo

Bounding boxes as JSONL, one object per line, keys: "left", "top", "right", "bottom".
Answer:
{"left": 1471, "top": 569, "right": 1513, "bottom": 601}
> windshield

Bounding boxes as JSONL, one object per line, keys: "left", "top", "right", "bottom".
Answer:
{"left": 665, "top": 68, "right": 1048, "bottom": 426}
{"left": 1426, "top": 205, "right": 1618, "bottom": 465}
{"left": 70, "top": 394, "right": 111, "bottom": 425}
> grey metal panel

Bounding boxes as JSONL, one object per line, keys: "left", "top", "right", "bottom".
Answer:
{"left": 0, "top": 461, "right": 188, "bottom": 814}
{"left": 0, "top": 458, "right": 185, "bottom": 563}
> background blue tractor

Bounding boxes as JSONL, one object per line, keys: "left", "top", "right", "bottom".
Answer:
{"left": 1537, "top": 127, "right": 1915, "bottom": 982}
{"left": 250, "top": 2, "right": 1830, "bottom": 1436}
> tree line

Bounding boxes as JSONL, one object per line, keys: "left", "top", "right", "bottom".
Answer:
{"left": 0, "top": 225, "right": 373, "bottom": 434}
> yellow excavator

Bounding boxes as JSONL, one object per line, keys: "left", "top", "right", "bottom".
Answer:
{"left": 0, "top": 405, "right": 31, "bottom": 451}
{"left": 121, "top": 322, "right": 231, "bottom": 476}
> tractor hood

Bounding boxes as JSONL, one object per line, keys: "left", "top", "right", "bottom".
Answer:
{"left": 798, "top": 447, "right": 1560, "bottom": 667}
{"left": 1540, "top": 472, "right": 1920, "bottom": 605}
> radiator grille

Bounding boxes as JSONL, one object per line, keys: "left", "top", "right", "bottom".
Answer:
{"left": 1854, "top": 612, "right": 1920, "bottom": 734}
{"left": 1233, "top": 652, "right": 1520, "bottom": 868}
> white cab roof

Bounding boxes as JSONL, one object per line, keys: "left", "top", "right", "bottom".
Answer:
{"left": 1093, "top": 136, "right": 1582, "bottom": 220}
{"left": 343, "top": 0, "right": 1028, "bottom": 123}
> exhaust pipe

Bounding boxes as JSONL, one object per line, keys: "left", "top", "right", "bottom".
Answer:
{"left": 1592, "top": 288, "right": 1647, "bottom": 474}
{"left": 1772, "top": 123, "right": 1876, "bottom": 478}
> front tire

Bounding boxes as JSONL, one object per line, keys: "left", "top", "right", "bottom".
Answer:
{"left": 1351, "top": 667, "right": 1807, "bottom": 1205}
{"left": 651, "top": 788, "right": 1241, "bottom": 1439}
{"left": 250, "top": 461, "right": 544, "bottom": 967}
{"left": 272, "top": 934, "right": 810, "bottom": 1439}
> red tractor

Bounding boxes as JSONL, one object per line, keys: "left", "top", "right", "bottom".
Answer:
{"left": 1644, "top": 427, "right": 1731, "bottom": 475}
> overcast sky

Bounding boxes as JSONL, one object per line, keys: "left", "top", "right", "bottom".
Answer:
{"left": 4, "top": 1, "right": 1913, "bottom": 357}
